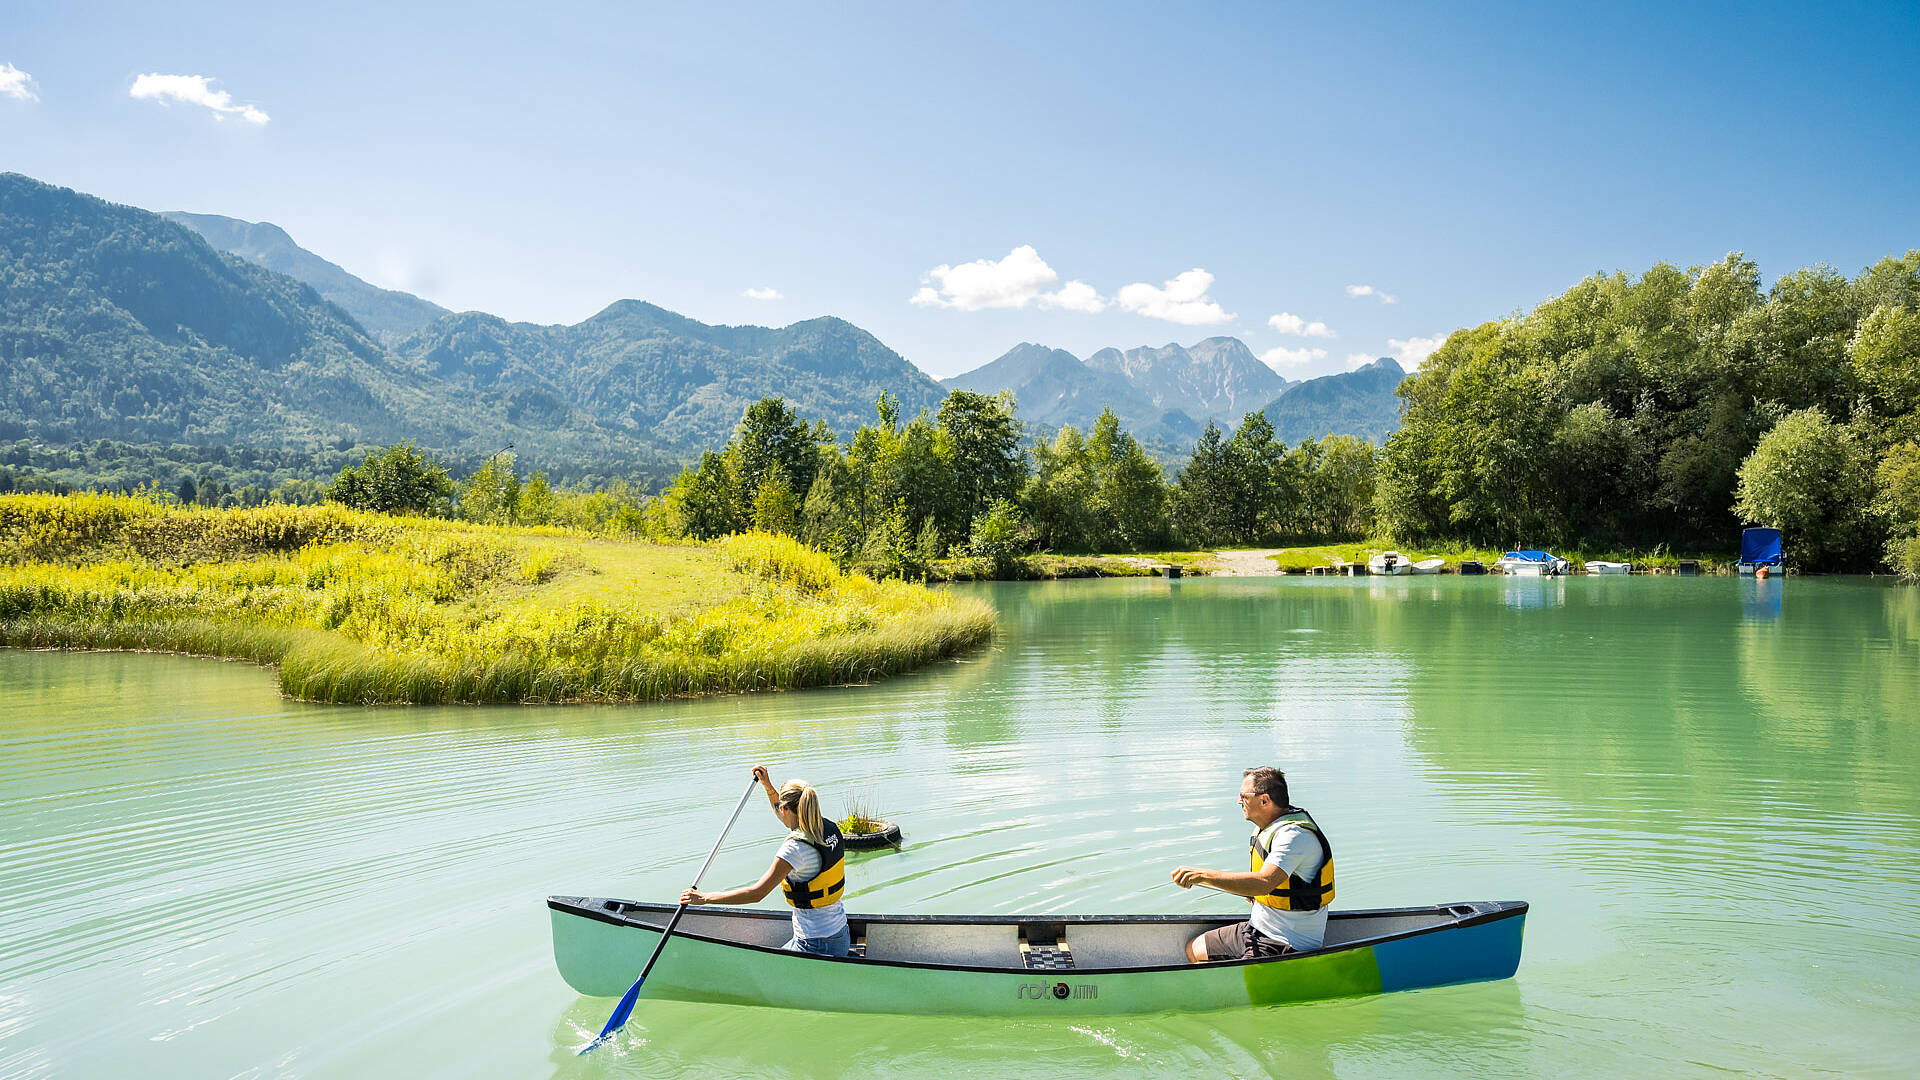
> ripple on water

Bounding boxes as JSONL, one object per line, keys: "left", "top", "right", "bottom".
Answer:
{"left": 4, "top": 577, "right": 1920, "bottom": 1078}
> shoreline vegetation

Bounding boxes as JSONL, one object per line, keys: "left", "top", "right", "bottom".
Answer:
{"left": 0, "top": 493, "right": 994, "bottom": 705}
{"left": 928, "top": 543, "right": 1740, "bottom": 581}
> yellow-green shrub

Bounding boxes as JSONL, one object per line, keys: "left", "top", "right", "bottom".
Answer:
{"left": 1, "top": 496, "right": 993, "bottom": 704}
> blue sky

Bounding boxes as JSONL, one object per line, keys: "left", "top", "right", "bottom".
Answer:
{"left": 4, "top": 1, "right": 1918, "bottom": 380}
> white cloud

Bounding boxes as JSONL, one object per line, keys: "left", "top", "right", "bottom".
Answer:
{"left": 1268, "top": 311, "right": 1334, "bottom": 338}
{"left": 1261, "top": 346, "right": 1328, "bottom": 371}
{"left": 910, "top": 244, "right": 1105, "bottom": 313}
{"left": 1388, "top": 333, "right": 1447, "bottom": 369}
{"left": 129, "top": 73, "right": 269, "bottom": 125}
{"left": 1345, "top": 284, "right": 1397, "bottom": 304}
{"left": 1041, "top": 279, "right": 1107, "bottom": 314}
{"left": 1116, "top": 268, "right": 1233, "bottom": 326}
{"left": 1346, "top": 352, "right": 1379, "bottom": 369}
{"left": 1, "top": 63, "right": 38, "bottom": 102}
{"left": 743, "top": 287, "right": 783, "bottom": 301}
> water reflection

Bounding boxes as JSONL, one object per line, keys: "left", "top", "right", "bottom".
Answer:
{"left": 1501, "top": 577, "right": 1565, "bottom": 610}
{"left": 1741, "top": 576, "right": 1783, "bottom": 621}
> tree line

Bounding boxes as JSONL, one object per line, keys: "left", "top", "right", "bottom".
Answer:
{"left": 1375, "top": 251, "right": 1920, "bottom": 574}
{"left": 645, "top": 392, "right": 1380, "bottom": 577}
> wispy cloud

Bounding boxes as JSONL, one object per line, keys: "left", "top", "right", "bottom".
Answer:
{"left": 1346, "top": 352, "right": 1379, "bottom": 369}
{"left": 1261, "top": 346, "right": 1328, "bottom": 371}
{"left": 1116, "top": 268, "right": 1232, "bottom": 326}
{"left": 0, "top": 63, "right": 38, "bottom": 103}
{"left": 911, "top": 244, "right": 1106, "bottom": 313}
{"left": 743, "top": 287, "right": 783, "bottom": 301}
{"left": 129, "top": 73, "right": 269, "bottom": 125}
{"left": 1345, "top": 284, "right": 1397, "bottom": 304}
{"left": 1268, "top": 311, "right": 1334, "bottom": 338}
{"left": 1388, "top": 333, "right": 1447, "bottom": 369}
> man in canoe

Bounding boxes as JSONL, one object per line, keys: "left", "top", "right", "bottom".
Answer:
{"left": 1171, "top": 766, "right": 1333, "bottom": 961}
{"left": 680, "top": 766, "right": 851, "bottom": 957}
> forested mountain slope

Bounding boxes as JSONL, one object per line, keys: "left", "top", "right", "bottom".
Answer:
{"left": 1262, "top": 358, "right": 1406, "bottom": 444}
{"left": 162, "top": 210, "right": 450, "bottom": 343}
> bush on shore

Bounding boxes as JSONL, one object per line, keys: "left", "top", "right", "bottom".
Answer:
{"left": 1, "top": 493, "right": 994, "bottom": 704}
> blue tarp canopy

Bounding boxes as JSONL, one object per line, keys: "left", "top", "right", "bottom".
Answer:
{"left": 1502, "top": 550, "right": 1558, "bottom": 562}
{"left": 1740, "top": 528, "right": 1783, "bottom": 566}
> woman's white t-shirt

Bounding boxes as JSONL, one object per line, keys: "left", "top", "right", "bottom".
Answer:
{"left": 776, "top": 834, "right": 848, "bottom": 940}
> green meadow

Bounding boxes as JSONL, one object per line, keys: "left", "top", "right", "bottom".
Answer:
{"left": 0, "top": 493, "right": 994, "bottom": 704}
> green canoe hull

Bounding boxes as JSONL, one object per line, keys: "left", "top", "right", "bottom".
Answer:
{"left": 548, "top": 897, "right": 1526, "bottom": 1016}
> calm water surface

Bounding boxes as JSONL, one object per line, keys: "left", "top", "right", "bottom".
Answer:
{"left": 4, "top": 576, "right": 1918, "bottom": 1078}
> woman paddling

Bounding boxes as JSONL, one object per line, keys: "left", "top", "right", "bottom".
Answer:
{"left": 680, "top": 766, "right": 850, "bottom": 956}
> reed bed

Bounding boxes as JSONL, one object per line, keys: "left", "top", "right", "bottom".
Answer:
{"left": 1, "top": 493, "right": 995, "bottom": 704}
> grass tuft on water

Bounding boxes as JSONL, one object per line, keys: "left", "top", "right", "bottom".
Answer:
{"left": 0, "top": 493, "right": 995, "bottom": 704}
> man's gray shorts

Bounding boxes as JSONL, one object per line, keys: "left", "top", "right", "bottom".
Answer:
{"left": 1200, "top": 921, "right": 1297, "bottom": 961}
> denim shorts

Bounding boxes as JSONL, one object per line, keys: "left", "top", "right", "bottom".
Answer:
{"left": 783, "top": 925, "right": 851, "bottom": 957}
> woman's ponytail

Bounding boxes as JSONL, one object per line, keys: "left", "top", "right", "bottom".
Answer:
{"left": 778, "top": 780, "right": 825, "bottom": 846}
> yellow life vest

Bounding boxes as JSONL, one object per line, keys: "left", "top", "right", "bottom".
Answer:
{"left": 780, "top": 820, "right": 846, "bottom": 910}
{"left": 1249, "top": 807, "right": 1334, "bottom": 912}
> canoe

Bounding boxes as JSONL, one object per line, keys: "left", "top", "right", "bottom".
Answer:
{"left": 548, "top": 896, "right": 1526, "bottom": 1015}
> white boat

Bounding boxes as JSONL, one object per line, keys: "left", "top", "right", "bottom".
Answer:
{"left": 1409, "top": 558, "right": 1445, "bottom": 575}
{"left": 1585, "top": 561, "right": 1630, "bottom": 575}
{"left": 1367, "top": 551, "right": 1412, "bottom": 576}
{"left": 1495, "top": 550, "right": 1569, "bottom": 576}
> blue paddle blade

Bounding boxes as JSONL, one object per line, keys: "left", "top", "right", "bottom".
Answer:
{"left": 579, "top": 976, "right": 646, "bottom": 1055}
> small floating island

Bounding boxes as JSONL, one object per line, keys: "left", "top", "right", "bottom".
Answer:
{"left": 0, "top": 494, "right": 995, "bottom": 705}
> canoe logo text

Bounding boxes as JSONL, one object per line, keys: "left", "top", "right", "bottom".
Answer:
{"left": 1015, "top": 982, "right": 1097, "bottom": 1001}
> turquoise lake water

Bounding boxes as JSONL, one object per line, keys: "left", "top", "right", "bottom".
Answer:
{"left": 3, "top": 574, "right": 1917, "bottom": 1078}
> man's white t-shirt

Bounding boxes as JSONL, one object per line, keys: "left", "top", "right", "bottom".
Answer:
{"left": 1247, "top": 823, "right": 1329, "bottom": 951}
{"left": 775, "top": 833, "right": 848, "bottom": 940}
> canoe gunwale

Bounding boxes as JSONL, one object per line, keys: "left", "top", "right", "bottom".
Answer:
{"left": 547, "top": 895, "right": 1527, "bottom": 978}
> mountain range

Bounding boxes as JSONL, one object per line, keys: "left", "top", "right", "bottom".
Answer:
{"left": 2, "top": 174, "right": 944, "bottom": 464}
{"left": 3, "top": 171, "right": 1404, "bottom": 474}
{"left": 162, "top": 211, "right": 450, "bottom": 344}
{"left": 944, "top": 339, "right": 1404, "bottom": 448}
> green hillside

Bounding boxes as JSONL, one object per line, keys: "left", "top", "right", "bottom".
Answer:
{"left": 162, "top": 210, "right": 450, "bottom": 343}
{"left": 1, "top": 172, "right": 949, "bottom": 477}
{"left": 399, "top": 299, "right": 948, "bottom": 448}
{"left": 1263, "top": 358, "right": 1406, "bottom": 444}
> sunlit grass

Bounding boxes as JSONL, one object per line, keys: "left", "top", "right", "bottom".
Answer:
{"left": 0, "top": 493, "right": 995, "bottom": 704}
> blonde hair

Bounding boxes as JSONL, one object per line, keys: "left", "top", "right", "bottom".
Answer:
{"left": 777, "top": 780, "right": 826, "bottom": 846}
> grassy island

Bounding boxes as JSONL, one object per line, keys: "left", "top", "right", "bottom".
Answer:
{"left": 0, "top": 493, "right": 995, "bottom": 704}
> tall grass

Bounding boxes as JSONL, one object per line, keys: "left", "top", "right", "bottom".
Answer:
{"left": 1, "top": 493, "right": 995, "bottom": 704}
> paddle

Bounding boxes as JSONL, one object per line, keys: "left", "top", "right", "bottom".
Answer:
{"left": 579, "top": 776, "right": 761, "bottom": 1055}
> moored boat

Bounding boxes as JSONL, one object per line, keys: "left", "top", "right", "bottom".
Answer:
{"left": 1367, "top": 550, "right": 1412, "bottom": 575}
{"left": 548, "top": 896, "right": 1527, "bottom": 1015}
{"left": 1584, "top": 561, "right": 1630, "bottom": 575}
{"left": 1409, "top": 557, "right": 1445, "bottom": 574}
{"left": 1737, "top": 527, "right": 1784, "bottom": 575}
{"left": 1495, "top": 550, "right": 1568, "bottom": 576}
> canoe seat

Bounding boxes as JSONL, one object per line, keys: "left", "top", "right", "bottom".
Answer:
{"left": 1020, "top": 929, "right": 1075, "bottom": 971}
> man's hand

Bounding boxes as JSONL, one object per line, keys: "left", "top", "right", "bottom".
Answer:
{"left": 1171, "top": 866, "right": 1211, "bottom": 889}
{"left": 679, "top": 889, "right": 710, "bottom": 906}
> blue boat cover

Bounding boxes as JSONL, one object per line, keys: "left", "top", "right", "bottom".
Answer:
{"left": 1740, "top": 528, "right": 1783, "bottom": 566}
{"left": 1502, "top": 550, "right": 1557, "bottom": 562}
